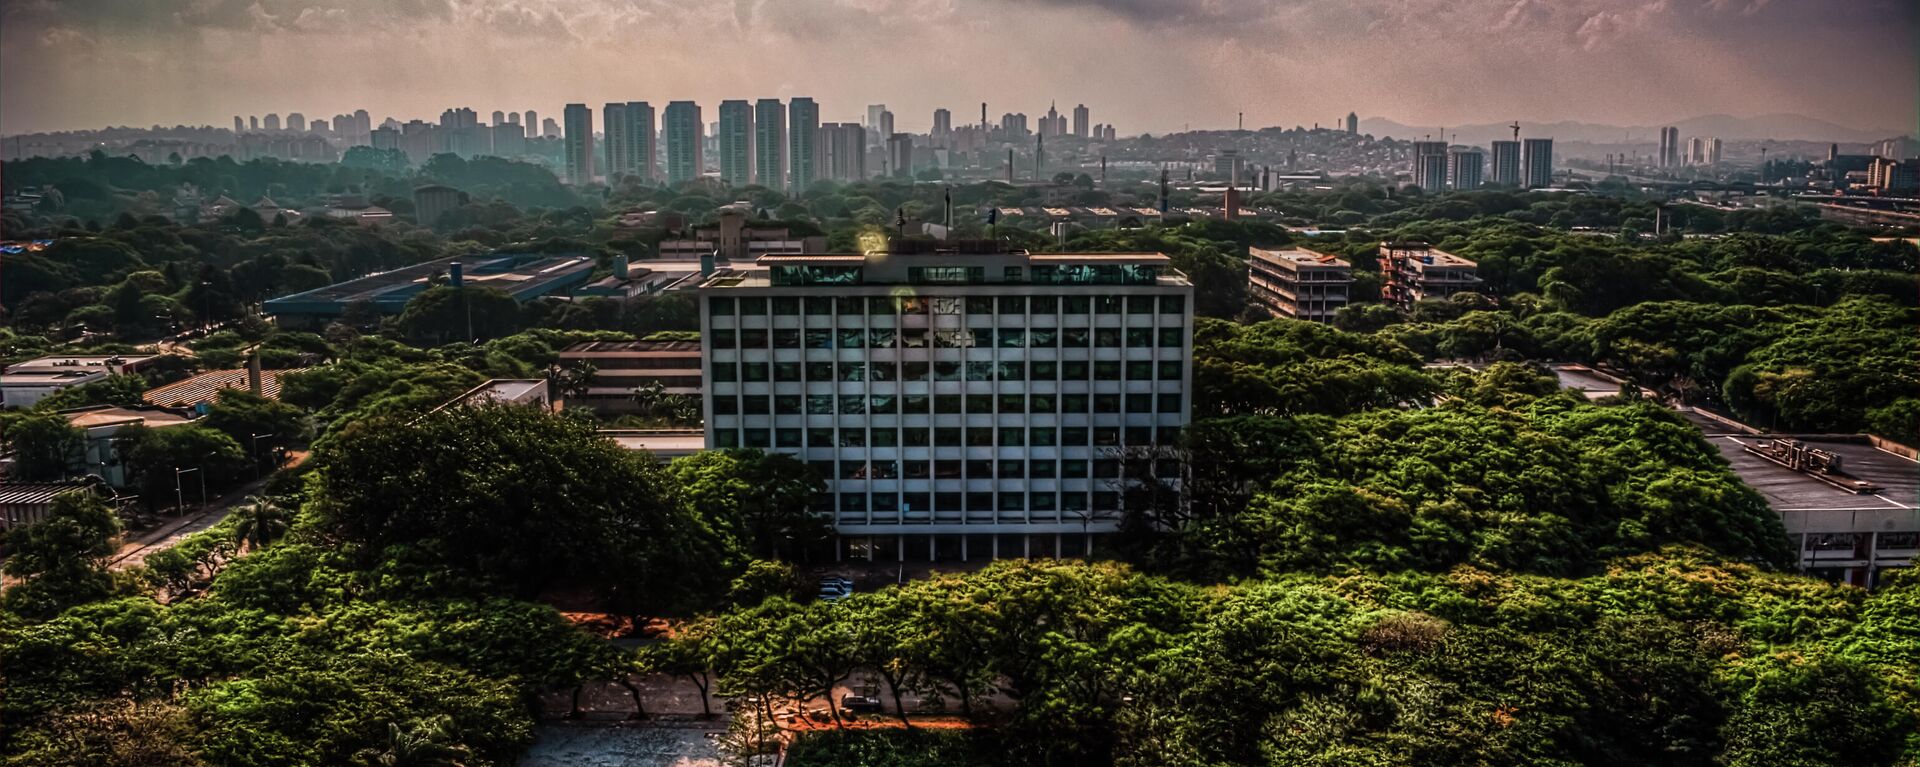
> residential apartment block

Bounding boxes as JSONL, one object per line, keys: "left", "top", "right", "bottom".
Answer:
{"left": 1378, "top": 241, "right": 1482, "bottom": 310}
{"left": 1247, "top": 247, "right": 1353, "bottom": 322}
{"left": 699, "top": 243, "right": 1193, "bottom": 562}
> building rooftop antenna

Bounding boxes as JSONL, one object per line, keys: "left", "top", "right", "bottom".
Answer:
{"left": 1509, "top": 122, "right": 1521, "bottom": 142}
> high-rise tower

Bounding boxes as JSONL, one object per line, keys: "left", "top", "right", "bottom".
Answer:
{"left": 563, "top": 103, "right": 594, "bottom": 186}
{"left": 755, "top": 99, "right": 788, "bottom": 190}
{"left": 789, "top": 98, "right": 820, "bottom": 193}
{"left": 665, "top": 101, "right": 704, "bottom": 185}
{"left": 718, "top": 100, "right": 754, "bottom": 186}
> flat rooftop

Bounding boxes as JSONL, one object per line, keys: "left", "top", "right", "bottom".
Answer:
{"left": 1381, "top": 242, "right": 1476, "bottom": 267}
{"left": 1711, "top": 436, "right": 1919, "bottom": 515}
{"left": 1251, "top": 247, "right": 1350, "bottom": 268}
{"left": 5, "top": 354, "right": 159, "bottom": 373}
{"left": 63, "top": 405, "right": 195, "bottom": 429}
{"left": 603, "top": 429, "right": 706, "bottom": 457}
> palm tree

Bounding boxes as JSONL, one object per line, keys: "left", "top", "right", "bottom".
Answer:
{"left": 354, "top": 716, "right": 470, "bottom": 767}
{"left": 629, "top": 380, "right": 667, "bottom": 416}
{"left": 230, "top": 496, "right": 292, "bottom": 551}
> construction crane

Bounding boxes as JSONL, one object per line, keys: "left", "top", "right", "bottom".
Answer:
{"left": 1509, "top": 122, "right": 1521, "bottom": 142}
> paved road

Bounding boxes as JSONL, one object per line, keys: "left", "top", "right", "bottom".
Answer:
{"left": 107, "top": 451, "right": 306, "bottom": 571}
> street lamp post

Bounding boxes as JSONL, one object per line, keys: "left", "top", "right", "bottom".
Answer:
{"left": 250, "top": 433, "right": 276, "bottom": 480}
{"left": 173, "top": 466, "right": 200, "bottom": 513}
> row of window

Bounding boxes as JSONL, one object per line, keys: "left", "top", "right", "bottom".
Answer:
{"left": 710, "top": 326, "right": 1186, "bottom": 351}
{"left": 713, "top": 392, "right": 1183, "bottom": 417}
{"left": 808, "top": 457, "right": 1180, "bottom": 480}
{"left": 711, "top": 425, "right": 1182, "bottom": 449}
{"left": 710, "top": 294, "right": 1186, "bottom": 317}
{"left": 713, "top": 359, "right": 1184, "bottom": 384}
{"left": 826, "top": 490, "right": 1131, "bottom": 514}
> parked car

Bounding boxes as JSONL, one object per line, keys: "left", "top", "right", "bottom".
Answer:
{"left": 841, "top": 694, "right": 883, "bottom": 713}
{"left": 818, "top": 576, "right": 854, "bottom": 602}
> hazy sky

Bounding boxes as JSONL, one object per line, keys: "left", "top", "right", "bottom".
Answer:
{"left": 2, "top": 0, "right": 1914, "bottom": 136}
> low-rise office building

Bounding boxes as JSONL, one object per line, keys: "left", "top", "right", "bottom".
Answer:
{"left": 1, "top": 354, "right": 162, "bottom": 409}
{"left": 658, "top": 205, "right": 828, "bottom": 261}
{"left": 1378, "top": 241, "right": 1482, "bottom": 310}
{"left": 1248, "top": 247, "right": 1353, "bottom": 322}
{"left": 699, "top": 241, "right": 1194, "bottom": 562}
{"left": 557, "top": 340, "right": 703, "bottom": 413}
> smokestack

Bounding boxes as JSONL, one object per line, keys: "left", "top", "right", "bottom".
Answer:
{"left": 448, "top": 260, "right": 464, "bottom": 287}
{"left": 247, "top": 348, "right": 264, "bottom": 396}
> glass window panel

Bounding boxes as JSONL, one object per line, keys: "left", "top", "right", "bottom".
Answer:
{"left": 709, "top": 297, "right": 735, "bottom": 316}
{"left": 741, "top": 329, "right": 769, "bottom": 347}
{"left": 840, "top": 362, "right": 866, "bottom": 382}
{"left": 712, "top": 363, "right": 737, "bottom": 382}
{"left": 774, "top": 362, "right": 802, "bottom": 382}
{"left": 807, "top": 395, "right": 835, "bottom": 414}
{"left": 740, "top": 297, "right": 768, "bottom": 315}
{"left": 839, "top": 395, "right": 867, "bottom": 415}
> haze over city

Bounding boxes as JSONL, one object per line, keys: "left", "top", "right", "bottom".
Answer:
{"left": 4, "top": 1, "right": 1920, "bottom": 765}
{"left": 2, "top": 0, "right": 1914, "bottom": 136}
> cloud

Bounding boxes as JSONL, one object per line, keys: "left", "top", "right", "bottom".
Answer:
{"left": 0, "top": 0, "right": 1912, "bottom": 136}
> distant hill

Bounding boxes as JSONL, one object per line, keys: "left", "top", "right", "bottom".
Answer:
{"left": 1359, "top": 113, "right": 1899, "bottom": 145}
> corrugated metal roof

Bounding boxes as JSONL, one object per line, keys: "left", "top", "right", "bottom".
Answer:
{"left": 0, "top": 482, "right": 97, "bottom": 505}
{"left": 144, "top": 368, "right": 305, "bottom": 408}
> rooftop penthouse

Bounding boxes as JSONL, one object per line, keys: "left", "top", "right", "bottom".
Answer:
{"left": 701, "top": 240, "right": 1186, "bottom": 291}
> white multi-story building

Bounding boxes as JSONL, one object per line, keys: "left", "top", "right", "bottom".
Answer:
{"left": 1248, "top": 247, "right": 1352, "bottom": 322}
{"left": 699, "top": 244, "right": 1194, "bottom": 562}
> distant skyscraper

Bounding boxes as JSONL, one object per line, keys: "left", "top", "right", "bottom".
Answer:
{"left": 880, "top": 110, "right": 894, "bottom": 147}
{"left": 819, "top": 123, "right": 866, "bottom": 181}
{"left": 249, "top": 115, "right": 260, "bottom": 131}
{"left": 525, "top": 110, "right": 539, "bottom": 138}
{"left": 627, "top": 102, "right": 656, "bottom": 183}
{"left": 1522, "top": 138, "right": 1554, "bottom": 188}
{"left": 507, "top": 112, "right": 521, "bottom": 125}
{"left": 754, "top": 99, "right": 787, "bottom": 190}
{"left": 491, "top": 122, "right": 526, "bottom": 157}
{"left": 866, "top": 104, "right": 888, "bottom": 148}
{"left": 1448, "top": 149, "right": 1485, "bottom": 190}
{"left": 665, "top": 101, "right": 704, "bottom": 184}
{"left": 491, "top": 110, "right": 505, "bottom": 126}
{"left": 1072, "top": 104, "right": 1089, "bottom": 138}
{"left": 887, "top": 133, "right": 914, "bottom": 178}
{"left": 1411, "top": 141, "right": 1449, "bottom": 191}
{"left": 563, "top": 103, "right": 593, "bottom": 186}
{"left": 1104, "top": 125, "right": 1116, "bottom": 142}
{"left": 788, "top": 98, "right": 820, "bottom": 193}
{"left": 717, "top": 100, "right": 753, "bottom": 186}
{"left": 603, "top": 103, "right": 633, "bottom": 181}
{"left": 263, "top": 113, "right": 281, "bottom": 131}
{"left": 233, "top": 116, "right": 244, "bottom": 133}
{"left": 1490, "top": 141, "right": 1521, "bottom": 186}
{"left": 932, "top": 108, "right": 952, "bottom": 146}
{"left": 1658, "top": 126, "right": 1680, "bottom": 168}
{"left": 542, "top": 118, "right": 559, "bottom": 139}
{"left": 353, "top": 110, "right": 371, "bottom": 143}
{"left": 1346, "top": 112, "right": 1359, "bottom": 135}
{"left": 287, "top": 112, "right": 305, "bottom": 133}
{"left": 1041, "top": 103, "right": 1061, "bottom": 137}
{"left": 332, "top": 114, "right": 352, "bottom": 137}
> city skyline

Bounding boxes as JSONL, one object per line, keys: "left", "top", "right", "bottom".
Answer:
{"left": 1, "top": 0, "right": 1912, "bottom": 137}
